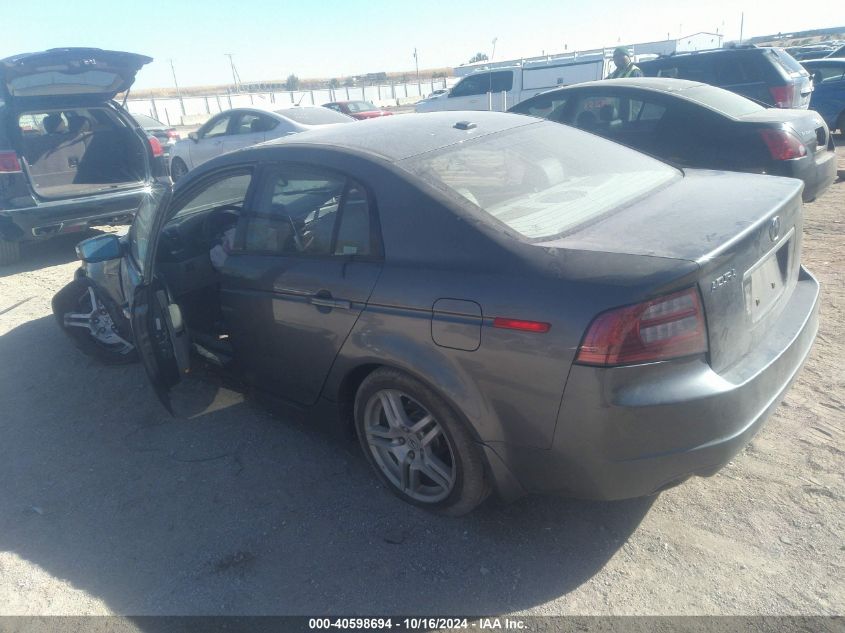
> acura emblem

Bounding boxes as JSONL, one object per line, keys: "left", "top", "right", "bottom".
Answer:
{"left": 769, "top": 216, "right": 781, "bottom": 242}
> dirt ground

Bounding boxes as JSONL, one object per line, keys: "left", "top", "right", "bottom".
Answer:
{"left": 0, "top": 145, "right": 842, "bottom": 617}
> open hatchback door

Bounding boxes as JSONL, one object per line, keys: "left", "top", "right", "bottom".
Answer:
{"left": 0, "top": 48, "right": 151, "bottom": 106}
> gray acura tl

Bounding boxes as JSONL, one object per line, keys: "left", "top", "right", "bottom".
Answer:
{"left": 52, "top": 112, "right": 819, "bottom": 515}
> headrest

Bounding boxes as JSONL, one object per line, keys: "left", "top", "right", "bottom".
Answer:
{"left": 575, "top": 110, "right": 598, "bottom": 130}
{"left": 599, "top": 104, "right": 619, "bottom": 122}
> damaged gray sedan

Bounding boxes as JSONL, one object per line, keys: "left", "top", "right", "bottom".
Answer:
{"left": 53, "top": 112, "right": 819, "bottom": 515}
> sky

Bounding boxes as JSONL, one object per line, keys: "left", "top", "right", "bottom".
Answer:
{"left": 2, "top": 0, "right": 843, "bottom": 90}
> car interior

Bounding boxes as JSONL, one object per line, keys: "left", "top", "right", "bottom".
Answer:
{"left": 152, "top": 170, "right": 372, "bottom": 365}
{"left": 14, "top": 107, "right": 147, "bottom": 198}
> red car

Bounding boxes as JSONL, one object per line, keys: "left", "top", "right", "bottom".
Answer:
{"left": 323, "top": 100, "right": 394, "bottom": 120}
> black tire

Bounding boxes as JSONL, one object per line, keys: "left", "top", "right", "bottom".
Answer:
{"left": 0, "top": 238, "right": 21, "bottom": 266}
{"left": 52, "top": 279, "right": 138, "bottom": 365}
{"left": 836, "top": 111, "right": 845, "bottom": 135}
{"left": 170, "top": 157, "right": 189, "bottom": 182}
{"left": 354, "top": 367, "right": 489, "bottom": 516}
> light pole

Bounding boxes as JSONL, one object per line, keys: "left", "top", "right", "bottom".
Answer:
{"left": 225, "top": 53, "right": 240, "bottom": 93}
{"left": 413, "top": 48, "right": 420, "bottom": 84}
{"left": 169, "top": 59, "right": 184, "bottom": 115}
{"left": 491, "top": 37, "right": 498, "bottom": 61}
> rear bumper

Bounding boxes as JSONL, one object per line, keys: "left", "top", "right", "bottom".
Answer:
{"left": 0, "top": 186, "right": 148, "bottom": 242}
{"left": 488, "top": 266, "right": 820, "bottom": 500}
{"left": 771, "top": 147, "right": 837, "bottom": 202}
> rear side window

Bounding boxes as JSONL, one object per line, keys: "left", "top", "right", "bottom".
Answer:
{"left": 400, "top": 122, "right": 679, "bottom": 241}
{"left": 245, "top": 166, "right": 373, "bottom": 257}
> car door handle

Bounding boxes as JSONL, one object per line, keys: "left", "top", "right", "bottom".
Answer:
{"left": 310, "top": 297, "right": 351, "bottom": 310}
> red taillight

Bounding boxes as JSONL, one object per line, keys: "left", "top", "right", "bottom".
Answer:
{"left": 166, "top": 129, "right": 181, "bottom": 140}
{"left": 493, "top": 317, "right": 551, "bottom": 333}
{"left": 759, "top": 129, "right": 807, "bottom": 160}
{"left": 768, "top": 85, "right": 792, "bottom": 108}
{"left": 148, "top": 136, "right": 163, "bottom": 157}
{"left": 0, "top": 150, "right": 22, "bottom": 173}
{"left": 575, "top": 287, "right": 708, "bottom": 367}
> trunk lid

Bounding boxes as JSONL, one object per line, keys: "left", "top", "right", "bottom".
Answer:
{"left": 738, "top": 108, "right": 830, "bottom": 153}
{"left": 540, "top": 170, "right": 805, "bottom": 372}
{"left": 0, "top": 48, "right": 151, "bottom": 106}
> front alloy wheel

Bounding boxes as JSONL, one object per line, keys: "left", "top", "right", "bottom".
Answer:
{"left": 52, "top": 280, "right": 137, "bottom": 364}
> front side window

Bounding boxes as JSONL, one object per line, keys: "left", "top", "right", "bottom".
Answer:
{"left": 201, "top": 115, "right": 230, "bottom": 138}
{"left": 449, "top": 74, "right": 489, "bottom": 97}
{"left": 245, "top": 166, "right": 373, "bottom": 257}
{"left": 172, "top": 172, "right": 252, "bottom": 221}
{"left": 400, "top": 122, "right": 679, "bottom": 241}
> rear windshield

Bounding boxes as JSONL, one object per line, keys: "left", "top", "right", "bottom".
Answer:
{"left": 400, "top": 122, "right": 679, "bottom": 241}
{"left": 347, "top": 101, "right": 377, "bottom": 113}
{"left": 6, "top": 71, "right": 125, "bottom": 97}
{"left": 682, "top": 85, "right": 764, "bottom": 117}
{"left": 768, "top": 48, "right": 807, "bottom": 75}
{"left": 276, "top": 107, "right": 351, "bottom": 125}
{"left": 132, "top": 113, "right": 165, "bottom": 128}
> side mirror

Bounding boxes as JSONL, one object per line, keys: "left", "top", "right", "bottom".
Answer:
{"left": 188, "top": 132, "right": 199, "bottom": 142}
{"left": 76, "top": 234, "right": 123, "bottom": 263}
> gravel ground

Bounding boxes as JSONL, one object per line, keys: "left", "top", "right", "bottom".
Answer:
{"left": 0, "top": 145, "right": 842, "bottom": 617}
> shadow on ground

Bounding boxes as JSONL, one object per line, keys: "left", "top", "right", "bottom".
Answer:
{"left": 0, "top": 315, "right": 653, "bottom": 616}
{"left": 0, "top": 231, "right": 103, "bottom": 278}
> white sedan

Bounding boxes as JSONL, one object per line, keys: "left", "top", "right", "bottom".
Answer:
{"left": 168, "top": 106, "right": 354, "bottom": 180}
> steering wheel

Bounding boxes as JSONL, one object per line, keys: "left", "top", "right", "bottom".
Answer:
{"left": 201, "top": 205, "right": 241, "bottom": 245}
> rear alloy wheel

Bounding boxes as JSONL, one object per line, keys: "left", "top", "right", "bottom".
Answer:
{"left": 52, "top": 280, "right": 137, "bottom": 364}
{"left": 170, "top": 157, "right": 189, "bottom": 182}
{"left": 355, "top": 368, "right": 488, "bottom": 515}
{"left": 0, "top": 237, "right": 22, "bottom": 266}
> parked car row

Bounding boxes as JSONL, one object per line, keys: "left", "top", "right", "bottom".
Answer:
{"left": 0, "top": 47, "right": 826, "bottom": 516}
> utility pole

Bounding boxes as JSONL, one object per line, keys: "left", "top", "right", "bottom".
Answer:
{"left": 491, "top": 37, "right": 498, "bottom": 61}
{"left": 169, "top": 59, "right": 184, "bottom": 115}
{"left": 739, "top": 12, "right": 744, "bottom": 45}
{"left": 413, "top": 48, "right": 419, "bottom": 84}
{"left": 225, "top": 53, "right": 241, "bottom": 93}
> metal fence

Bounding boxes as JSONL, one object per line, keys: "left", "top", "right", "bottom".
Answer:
{"left": 126, "top": 77, "right": 458, "bottom": 127}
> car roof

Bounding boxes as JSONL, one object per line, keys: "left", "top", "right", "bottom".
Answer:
{"left": 537, "top": 77, "right": 707, "bottom": 96}
{"left": 640, "top": 46, "right": 772, "bottom": 60}
{"left": 256, "top": 110, "right": 536, "bottom": 162}
{"left": 803, "top": 57, "right": 845, "bottom": 65}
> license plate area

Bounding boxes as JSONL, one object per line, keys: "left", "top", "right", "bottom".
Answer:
{"left": 743, "top": 229, "right": 793, "bottom": 323}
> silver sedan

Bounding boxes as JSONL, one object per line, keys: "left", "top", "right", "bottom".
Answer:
{"left": 168, "top": 105, "right": 354, "bottom": 180}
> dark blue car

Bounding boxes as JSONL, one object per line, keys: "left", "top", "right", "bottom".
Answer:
{"left": 803, "top": 58, "right": 845, "bottom": 133}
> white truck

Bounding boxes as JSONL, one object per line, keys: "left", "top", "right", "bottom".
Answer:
{"left": 415, "top": 53, "right": 631, "bottom": 113}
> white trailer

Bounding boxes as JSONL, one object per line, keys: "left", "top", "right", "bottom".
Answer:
{"left": 415, "top": 53, "right": 612, "bottom": 113}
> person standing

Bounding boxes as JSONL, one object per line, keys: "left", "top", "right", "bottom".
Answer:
{"left": 606, "top": 46, "right": 643, "bottom": 79}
